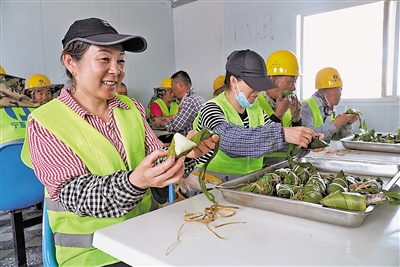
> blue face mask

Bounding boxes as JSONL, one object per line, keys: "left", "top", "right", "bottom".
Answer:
{"left": 234, "top": 81, "right": 255, "bottom": 108}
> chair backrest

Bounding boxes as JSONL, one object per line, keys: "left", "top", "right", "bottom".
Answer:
{"left": 0, "top": 141, "right": 44, "bottom": 211}
{"left": 42, "top": 200, "right": 58, "bottom": 267}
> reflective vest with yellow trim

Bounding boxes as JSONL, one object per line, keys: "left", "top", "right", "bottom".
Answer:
{"left": 257, "top": 93, "right": 293, "bottom": 127}
{"left": 193, "top": 92, "right": 264, "bottom": 175}
{"left": 153, "top": 98, "right": 179, "bottom": 117}
{"left": 21, "top": 95, "right": 155, "bottom": 267}
{"left": 1, "top": 106, "right": 36, "bottom": 144}
{"left": 302, "top": 96, "right": 334, "bottom": 126}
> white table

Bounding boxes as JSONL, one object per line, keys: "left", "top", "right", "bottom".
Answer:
{"left": 307, "top": 140, "right": 400, "bottom": 164}
{"left": 93, "top": 187, "right": 400, "bottom": 266}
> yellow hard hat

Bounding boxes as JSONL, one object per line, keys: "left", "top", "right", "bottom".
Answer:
{"left": 24, "top": 73, "right": 64, "bottom": 96}
{"left": 27, "top": 73, "right": 52, "bottom": 88}
{"left": 266, "top": 50, "right": 301, "bottom": 76}
{"left": 315, "top": 67, "right": 343, "bottom": 89}
{"left": 0, "top": 66, "right": 6, "bottom": 74}
{"left": 160, "top": 77, "right": 172, "bottom": 89}
{"left": 213, "top": 75, "right": 225, "bottom": 93}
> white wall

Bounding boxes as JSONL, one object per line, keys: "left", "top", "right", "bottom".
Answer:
{"left": 2, "top": 0, "right": 399, "bottom": 132}
{"left": 174, "top": 0, "right": 400, "bottom": 132}
{"left": 173, "top": 1, "right": 225, "bottom": 102}
{"left": 0, "top": 0, "right": 176, "bottom": 106}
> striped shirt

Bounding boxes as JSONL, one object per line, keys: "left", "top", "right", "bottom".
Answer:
{"left": 28, "top": 89, "right": 195, "bottom": 218}
{"left": 195, "top": 102, "right": 286, "bottom": 165}
{"left": 165, "top": 87, "right": 203, "bottom": 136}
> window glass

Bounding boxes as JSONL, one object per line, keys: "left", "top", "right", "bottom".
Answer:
{"left": 302, "top": 1, "right": 386, "bottom": 99}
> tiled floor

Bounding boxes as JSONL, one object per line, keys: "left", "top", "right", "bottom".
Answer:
{"left": 0, "top": 208, "right": 43, "bottom": 267}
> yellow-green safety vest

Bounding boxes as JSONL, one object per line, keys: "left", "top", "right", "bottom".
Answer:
{"left": 153, "top": 98, "right": 179, "bottom": 117}
{"left": 22, "top": 95, "right": 156, "bottom": 266}
{"left": 193, "top": 92, "right": 264, "bottom": 175}
{"left": 1, "top": 106, "right": 36, "bottom": 144}
{"left": 257, "top": 93, "right": 293, "bottom": 127}
{"left": 302, "top": 96, "right": 334, "bottom": 126}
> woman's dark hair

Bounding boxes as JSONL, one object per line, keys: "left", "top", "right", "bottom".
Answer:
{"left": 60, "top": 41, "right": 91, "bottom": 82}
{"left": 225, "top": 71, "right": 242, "bottom": 87}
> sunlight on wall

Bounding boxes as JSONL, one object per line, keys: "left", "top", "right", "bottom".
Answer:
{"left": 302, "top": 2, "right": 385, "bottom": 99}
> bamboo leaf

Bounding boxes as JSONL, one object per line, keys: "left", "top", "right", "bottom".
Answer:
{"left": 167, "top": 133, "right": 197, "bottom": 159}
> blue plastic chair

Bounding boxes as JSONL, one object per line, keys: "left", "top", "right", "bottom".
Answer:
{"left": 42, "top": 199, "right": 58, "bottom": 267}
{"left": 0, "top": 140, "right": 44, "bottom": 266}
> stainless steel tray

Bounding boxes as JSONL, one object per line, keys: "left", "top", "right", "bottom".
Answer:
{"left": 341, "top": 134, "right": 400, "bottom": 154}
{"left": 218, "top": 158, "right": 400, "bottom": 228}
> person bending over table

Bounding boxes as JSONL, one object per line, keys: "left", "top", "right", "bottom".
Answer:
{"left": 194, "top": 49, "right": 324, "bottom": 182}
{"left": 21, "top": 17, "right": 218, "bottom": 267}
{"left": 301, "top": 67, "right": 359, "bottom": 141}
{"left": 152, "top": 70, "right": 204, "bottom": 136}
{"left": 149, "top": 77, "right": 179, "bottom": 122}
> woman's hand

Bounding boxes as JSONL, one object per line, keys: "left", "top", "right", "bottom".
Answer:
{"left": 128, "top": 149, "right": 185, "bottom": 189}
{"left": 284, "top": 127, "right": 320, "bottom": 148}
{"left": 311, "top": 133, "right": 326, "bottom": 152}
{"left": 162, "top": 115, "right": 175, "bottom": 122}
{"left": 151, "top": 117, "right": 165, "bottom": 129}
{"left": 128, "top": 129, "right": 219, "bottom": 189}
{"left": 185, "top": 130, "right": 219, "bottom": 159}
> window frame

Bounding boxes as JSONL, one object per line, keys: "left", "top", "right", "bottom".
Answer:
{"left": 296, "top": 0, "right": 399, "bottom": 104}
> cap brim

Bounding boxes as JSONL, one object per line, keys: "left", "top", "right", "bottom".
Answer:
{"left": 243, "top": 76, "right": 279, "bottom": 91}
{"left": 0, "top": 73, "right": 25, "bottom": 80}
{"left": 24, "top": 84, "right": 64, "bottom": 95}
{"left": 65, "top": 34, "right": 147, "bottom": 53}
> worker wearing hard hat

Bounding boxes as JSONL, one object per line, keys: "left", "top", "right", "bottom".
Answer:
{"left": 0, "top": 66, "right": 39, "bottom": 144}
{"left": 149, "top": 77, "right": 179, "bottom": 125}
{"left": 0, "top": 66, "right": 30, "bottom": 102}
{"left": 193, "top": 49, "right": 325, "bottom": 182}
{"left": 0, "top": 65, "right": 6, "bottom": 75}
{"left": 258, "top": 50, "right": 302, "bottom": 127}
{"left": 301, "top": 67, "right": 359, "bottom": 141}
{"left": 23, "top": 74, "right": 64, "bottom": 105}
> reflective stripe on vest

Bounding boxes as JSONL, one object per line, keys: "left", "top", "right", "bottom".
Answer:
{"left": 302, "top": 96, "right": 334, "bottom": 126}
{"left": 45, "top": 193, "right": 159, "bottom": 248}
{"left": 23, "top": 95, "right": 154, "bottom": 266}
{"left": 153, "top": 98, "right": 179, "bottom": 116}
{"left": 193, "top": 91, "right": 264, "bottom": 175}
{"left": 257, "top": 93, "right": 293, "bottom": 127}
{"left": 1, "top": 106, "right": 36, "bottom": 144}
